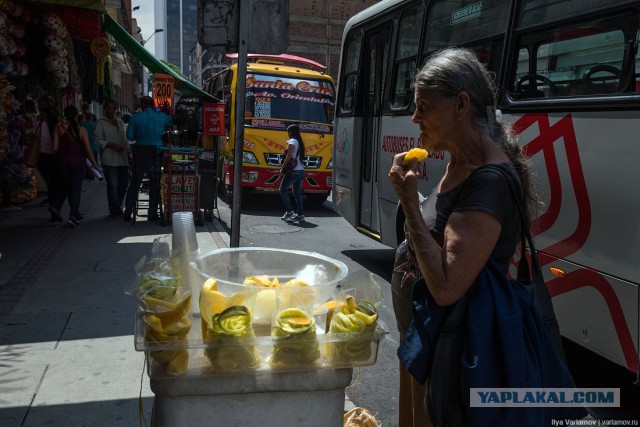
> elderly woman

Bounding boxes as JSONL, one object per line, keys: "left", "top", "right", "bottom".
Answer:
{"left": 389, "top": 48, "right": 539, "bottom": 426}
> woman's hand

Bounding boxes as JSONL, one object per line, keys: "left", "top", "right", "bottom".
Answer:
{"left": 389, "top": 152, "right": 420, "bottom": 205}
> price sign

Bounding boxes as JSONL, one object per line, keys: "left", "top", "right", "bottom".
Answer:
{"left": 203, "top": 102, "right": 226, "bottom": 136}
{"left": 153, "top": 73, "right": 175, "bottom": 111}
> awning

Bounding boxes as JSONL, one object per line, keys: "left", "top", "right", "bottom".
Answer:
{"left": 24, "top": 0, "right": 105, "bottom": 10}
{"left": 102, "top": 14, "right": 217, "bottom": 102}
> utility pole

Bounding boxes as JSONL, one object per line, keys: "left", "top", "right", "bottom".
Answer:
{"left": 230, "top": 0, "right": 249, "bottom": 248}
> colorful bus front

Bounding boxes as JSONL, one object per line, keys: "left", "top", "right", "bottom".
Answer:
{"left": 206, "top": 59, "right": 335, "bottom": 205}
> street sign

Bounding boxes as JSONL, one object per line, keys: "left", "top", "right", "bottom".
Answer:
{"left": 153, "top": 73, "right": 175, "bottom": 111}
{"left": 203, "top": 102, "right": 226, "bottom": 136}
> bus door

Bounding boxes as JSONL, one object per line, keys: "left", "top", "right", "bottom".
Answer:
{"left": 359, "top": 25, "right": 391, "bottom": 232}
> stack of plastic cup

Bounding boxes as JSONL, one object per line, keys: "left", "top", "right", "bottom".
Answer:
{"left": 171, "top": 211, "right": 200, "bottom": 314}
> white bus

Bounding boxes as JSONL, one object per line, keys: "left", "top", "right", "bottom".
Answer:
{"left": 333, "top": 0, "right": 640, "bottom": 388}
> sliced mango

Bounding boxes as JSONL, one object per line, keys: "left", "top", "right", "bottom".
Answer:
{"left": 143, "top": 293, "right": 192, "bottom": 326}
{"left": 243, "top": 275, "right": 271, "bottom": 287}
{"left": 199, "top": 281, "right": 247, "bottom": 339}
{"left": 282, "top": 279, "right": 309, "bottom": 287}
{"left": 323, "top": 300, "right": 338, "bottom": 332}
{"left": 402, "top": 147, "right": 429, "bottom": 165}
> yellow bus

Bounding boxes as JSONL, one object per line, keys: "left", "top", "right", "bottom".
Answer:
{"left": 203, "top": 54, "right": 335, "bottom": 205}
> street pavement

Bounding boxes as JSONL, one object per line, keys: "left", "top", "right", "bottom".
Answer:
{"left": 0, "top": 179, "right": 229, "bottom": 426}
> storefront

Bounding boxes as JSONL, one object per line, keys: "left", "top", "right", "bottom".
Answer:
{"left": 0, "top": 0, "right": 214, "bottom": 207}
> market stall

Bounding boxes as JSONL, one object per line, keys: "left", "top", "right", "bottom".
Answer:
{"left": 0, "top": 0, "right": 109, "bottom": 206}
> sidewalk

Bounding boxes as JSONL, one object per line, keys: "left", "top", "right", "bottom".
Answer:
{"left": 0, "top": 179, "right": 228, "bottom": 426}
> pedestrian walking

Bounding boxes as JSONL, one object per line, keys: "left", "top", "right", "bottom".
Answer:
{"left": 50, "top": 105, "right": 97, "bottom": 227}
{"left": 279, "top": 124, "right": 305, "bottom": 223}
{"left": 95, "top": 99, "right": 129, "bottom": 217}
{"left": 34, "top": 95, "right": 60, "bottom": 213}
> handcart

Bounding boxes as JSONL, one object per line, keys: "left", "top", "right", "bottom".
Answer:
{"left": 198, "top": 149, "right": 218, "bottom": 222}
{"left": 129, "top": 144, "right": 162, "bottom": 225}
{"left": 160, "top": 131, "right": 203, "bottom": 226}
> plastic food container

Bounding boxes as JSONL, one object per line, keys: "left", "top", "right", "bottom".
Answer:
{"left": 191, "top": 247, "right": 349, "bottom": 323}
{"left": 135, "top": 313, "right": 388, "bottom": 378}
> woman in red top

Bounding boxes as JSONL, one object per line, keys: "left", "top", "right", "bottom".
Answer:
{"left": 50, "top": 105, "right": 97, "bottom": 227}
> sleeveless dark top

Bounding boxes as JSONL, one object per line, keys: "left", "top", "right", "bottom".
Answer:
{"left": 421, "top": 163, "right": 521, "bottom": 263}
{"left": 58, "top": 128, "right": 85, "bottom": 165}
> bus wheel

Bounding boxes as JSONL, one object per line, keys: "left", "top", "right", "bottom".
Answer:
{"left": 306, "top": 192, "right": 329, "bottom": 206}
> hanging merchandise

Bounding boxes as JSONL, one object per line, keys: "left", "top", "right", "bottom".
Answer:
{"left": 42, "top": 11, "right": 71, "bottom": 89}
{"left": 0, "top": 74, "right": 13, "bottom": 164}
{"left": 90, "top": 37, "right": 110, "bottom": 86}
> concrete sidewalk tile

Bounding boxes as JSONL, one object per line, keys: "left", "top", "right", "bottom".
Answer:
{"left": 59, "top": 309, "right": 136, "bottom": 342}
{"left": 21, "top": 397, "right": 154, "bottom": 427}
{"left": 0, "top": 361, "right": 48, "bottom": 426}
{"left": 35, "top": 336, "right": 151, "bottom": 403}
{"left": 0, "top": 313, "right": 70, "bottom": 349}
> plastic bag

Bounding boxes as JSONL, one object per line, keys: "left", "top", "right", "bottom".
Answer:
{"left": 131, "top": 236, "right": 193, "bottom": 375}
{"left": 270, "top": 287, "right": 320, "bottom": 367}
{"left": 200, "top": 278, "right": 260, "bottom": 371}
{"left": 326, "top": 270, "right": 382, "bottom": 364}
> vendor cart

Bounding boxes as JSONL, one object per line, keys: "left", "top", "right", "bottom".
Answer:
{"left": 134, "top": 247, "right": 387, "bottom": 426}
{"left": 161, "top": 131, "right": 203, "bottom": 226}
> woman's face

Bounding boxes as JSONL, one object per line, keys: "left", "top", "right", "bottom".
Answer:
{"left": 411, "top": 87, "right": 457, "bottom": 152}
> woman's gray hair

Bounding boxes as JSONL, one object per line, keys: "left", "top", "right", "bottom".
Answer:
{"left": 415, "top": 48, "right": 538, "bottom": 218}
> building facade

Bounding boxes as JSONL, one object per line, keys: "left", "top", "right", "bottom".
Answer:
{"left": 154, "top": 0, "right": 198, "bottom": 78}
{"left": 288, "top": 0, "right": 379, "bottom": 80}
{"left": 104, "top": 0, "right": 142, "bottom": 111}
{"left": 187, "top": 0, "right": 380, "bottom": 86}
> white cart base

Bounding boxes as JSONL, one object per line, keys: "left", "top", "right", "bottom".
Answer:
{"left": 150, "top": 368, "right": 352, "bottom": 426}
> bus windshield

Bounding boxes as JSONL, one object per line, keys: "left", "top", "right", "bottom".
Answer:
{"left": 245, "top": 73, "right": 335, "bottom": 130}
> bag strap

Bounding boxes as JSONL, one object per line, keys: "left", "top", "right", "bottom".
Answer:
{"left": 484, "top": 164, "right": 568, "bottom": 362}
{"left": 482, "top": 164, "right": 542, "bottom": 284}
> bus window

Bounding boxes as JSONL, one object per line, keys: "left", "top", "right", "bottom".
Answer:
{"left": 511, "top": 14, "right": 636, "bottom": 99}
{"left": 423, "top": 0, "right": 509, "bottom": 54}
{"left": 519, "top": 0, "right": 631, "bottom": 28}
{"left": 339, "top": 33, "right": 363, "bottom": 115}
{"left": 245, "top": 74, "right": 334, "bottom": 125}
{"left": 391, "top": 2, "right": 424, "bottom": 110}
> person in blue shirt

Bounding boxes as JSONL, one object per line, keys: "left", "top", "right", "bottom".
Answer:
{"left": 124, "top": 96, "right": 173, "bottom": 221}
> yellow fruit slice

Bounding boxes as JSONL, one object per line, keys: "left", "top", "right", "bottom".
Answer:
{"left": 282, "top": 279, "right": 310, "bottom": 287}
{"left": 323, "top": 300, "right": 337, "bottom": 332}
{"left": 202, "top": 278, "right": 218, "bottom": 292}
{"left": 402, "top": 147, "right": 429, "bottom": 165}
{"left": 143, "top": 293, "right": 192, "bottom": 326}
{"left": 200, "top": 288, "right": 246, "bottom": 328}
{"left": 243, "top": 275, "right": 270, "bottom": 287}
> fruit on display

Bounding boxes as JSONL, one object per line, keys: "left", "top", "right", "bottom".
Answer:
{"left": 328, "top": 295, "right": 378, "bottom": 363}
{"left": 199, "top": 278, "right": 247, "bottom": 338}
{"left": 205, "top": 305, "right": 261, "bottom": 371}
{"left": 402, "top": 147, "right": 429, "bottom": 164}
{"left": 244, "top": 275, "right": 314, "bottom": 320}
{"left": 243, "top": 275, "right": 310, "bottom": 287}
{"left": 271, "top": 308, "right": 319, "bottom": 366}
{"left": 138, "top": 259, "right": 191, "bottom": 376}
{"left": 137, "top": 260, "right": 180, "bottom": 301}
{"left": 322, "top": 300, "right": 338, "bottom": 332}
